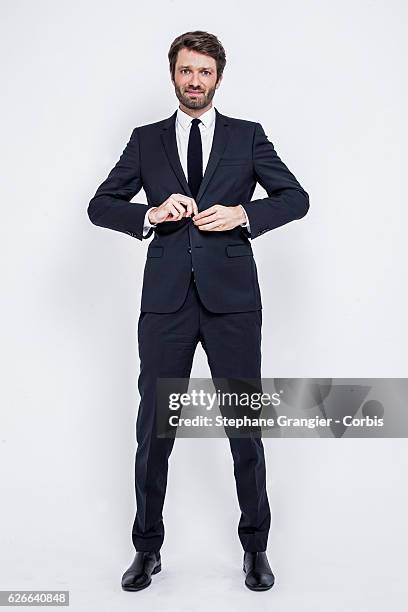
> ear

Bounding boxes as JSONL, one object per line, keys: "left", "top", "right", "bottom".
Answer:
{"left": 215, "top": 74, "right": 223, "bottom": 89}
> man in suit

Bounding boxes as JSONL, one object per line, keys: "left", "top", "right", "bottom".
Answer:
{"left": 88, "top": 30, "right": 309, "bottom": 592}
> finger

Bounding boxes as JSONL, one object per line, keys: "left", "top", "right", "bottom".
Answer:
{"left": 173, "top": 194, "right": 194, "bottom": 209}
{"left": 194, "top": 212, "right": 219, "bottom": 226}
{"left": 170, "top": 197, "right": 191, "bottom": 217}
{"left": 173, "top": 193, "right": 191, "bottom": 202}
{"left": 194, "top": 205, "right": 217, "bottom": 220}
{"left": 183, "top": 198, "right": 194, "bottom": 217}
{"left": 182, "top": 198, "right": 198, "bottom": 217}
{"left": 192, "top": 200, "right": 199, "bottom": 216}
{"left": 168, "top": 199, "right": 187, "bottom": 219}
{"left": 167, "top": 202, "right": 184, "bottom": 221}
{"left": 165, "top": 203, "right": 178, "bottom": 220}
{"left": 196, "top": 219, "right": 225, "bottom": 231}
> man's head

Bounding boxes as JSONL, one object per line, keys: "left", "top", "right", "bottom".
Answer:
{"left": 168, "top": 31, "right": 226, "bottom": 113}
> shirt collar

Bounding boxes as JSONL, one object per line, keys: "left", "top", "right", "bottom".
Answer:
{"left": 176, "top": 105, "right": 216, "bottom": 130}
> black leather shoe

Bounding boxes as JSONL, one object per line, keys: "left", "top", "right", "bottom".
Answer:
{"left": 121, "top": 551, "right": 161, "bottom": 591}
{"left": 243, "top": 551, "right": 275, "bottom": 591}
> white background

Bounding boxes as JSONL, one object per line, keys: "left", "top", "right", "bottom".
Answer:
{"left": 1, "top": 0, "right": 407, "bottom": 610}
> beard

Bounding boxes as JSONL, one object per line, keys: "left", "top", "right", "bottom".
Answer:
{"left": 174, "top": 83, "right": 217, "bottom": 111}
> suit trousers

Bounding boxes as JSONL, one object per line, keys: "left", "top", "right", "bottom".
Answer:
{"left": 132, "top": 272, "right": 271, "bottom": 552}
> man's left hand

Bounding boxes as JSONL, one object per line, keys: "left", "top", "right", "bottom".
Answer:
{"left": 193, "top": 205, "right": 246, "bottom": 231}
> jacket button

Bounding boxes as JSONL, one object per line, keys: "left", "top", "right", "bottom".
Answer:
{"left": 187, "top": 247, "right": 191, "bottom": 253}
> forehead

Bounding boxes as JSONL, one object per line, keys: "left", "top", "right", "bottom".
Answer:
{"left": 175, "top": 47, "right": 216, "bottom": 70}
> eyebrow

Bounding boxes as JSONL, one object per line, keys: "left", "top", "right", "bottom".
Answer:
{"left": 179, "top": 65, "right": 213, "bottom": 71}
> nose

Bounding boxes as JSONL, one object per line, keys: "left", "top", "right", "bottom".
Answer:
{"left": 188, "top": 73, "right": 201, "bottom": 88}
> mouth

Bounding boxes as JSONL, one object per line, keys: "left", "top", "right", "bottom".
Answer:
{"left": 186, "top": 91, "right": 203, "bottom": 96}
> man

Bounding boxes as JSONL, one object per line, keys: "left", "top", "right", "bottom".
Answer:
{"left": 88, "top": 30, "right": 309, "bottom": 592}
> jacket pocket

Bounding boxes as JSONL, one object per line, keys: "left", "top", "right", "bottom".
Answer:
{"left": 226, "top": 244, "right": 253, "bottom": 257}
{"left": 147, "top": 246, "right": 164, "bottom": 258}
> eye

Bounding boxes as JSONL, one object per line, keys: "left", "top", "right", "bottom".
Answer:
{"left": 181, "top": 69, "right": 190, "bottom": 74}
{"left": 202, "top": 70, "right": 210, "bottom": 76}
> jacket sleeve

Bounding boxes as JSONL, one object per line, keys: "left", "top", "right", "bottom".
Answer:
{"left": 241, "top": 122, "right": 310, "bottom": 240}
{"left": 87, "top": 127, "right": 156, "bottom": 240}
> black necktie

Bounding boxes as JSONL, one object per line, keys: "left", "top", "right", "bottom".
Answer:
{"left": 187, "top": 118, "right": 203, "bottom": 199}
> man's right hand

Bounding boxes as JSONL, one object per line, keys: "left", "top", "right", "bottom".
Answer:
{"left": 148, "top": 194, "right": 198, "bottom": 224}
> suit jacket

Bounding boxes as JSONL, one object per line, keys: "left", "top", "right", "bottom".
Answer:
{"left": 88, "top": 108, "right": 309, "bottom": 313}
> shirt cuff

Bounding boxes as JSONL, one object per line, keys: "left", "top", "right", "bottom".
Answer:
{"left": 239, "top": 205, "right": 251, "bottom": 233}
{"left": 143, "top": 207, "right": 158, "bottom": 236}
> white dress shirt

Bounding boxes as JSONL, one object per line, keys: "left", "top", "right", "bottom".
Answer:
{"left": 142, "top": 105, "right": 250, "bottom": 235}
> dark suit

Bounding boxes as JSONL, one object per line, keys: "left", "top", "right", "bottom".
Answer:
{"left": 88, "top": 108, "right": 309, "bottom": 314}
{"left": 88, "top": 108, "right": 309, "bottom": 552}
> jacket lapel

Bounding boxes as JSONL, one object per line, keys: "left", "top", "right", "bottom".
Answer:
{"left": 160, "top": 107, "right": 230, "bottom": 204}
{"left": 160, "top": 111, "right": 192, "bottom": 197}
{"left": 195, "top": 108, "right": 229, "bottom": 204}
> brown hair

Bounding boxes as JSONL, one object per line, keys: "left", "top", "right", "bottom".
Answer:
{"left": 168, "top": 30, "right": 226, "bottom": 83}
